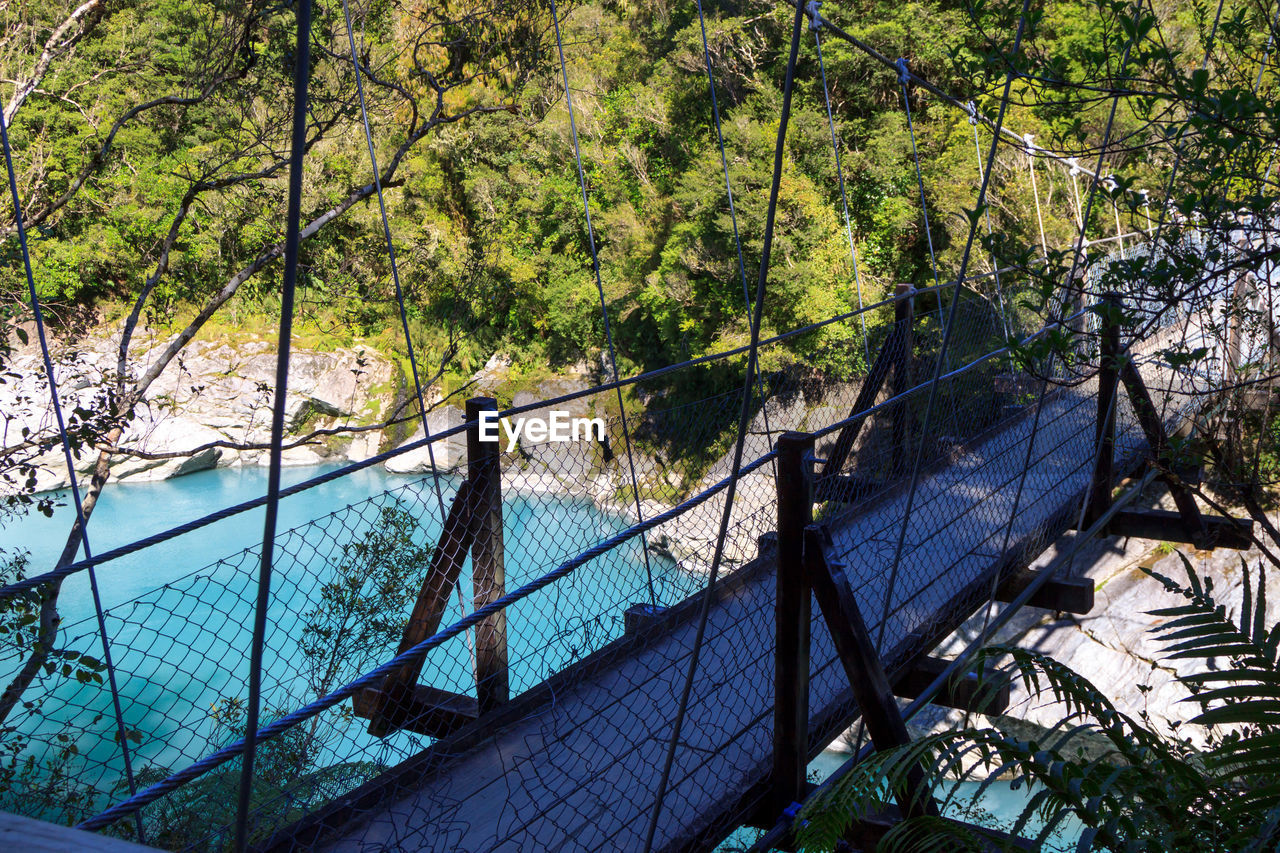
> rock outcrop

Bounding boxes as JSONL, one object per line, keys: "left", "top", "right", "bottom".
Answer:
{"left": 824, "top": 489, "right": 1278, "bottom": 767}
{"left": 6, "top": 331, "right": 402, "bottom": 492}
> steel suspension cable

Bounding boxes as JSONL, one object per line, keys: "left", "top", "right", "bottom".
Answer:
{"left": 897, "top": 58, "right": 942, "bottom": 293}
{"left": 786, "top": 0, "right": 1152, "bottom": 219}
{"left": 1142, "top": 0, "right": 1228, "bottom": 258}
{"left": 694, "top": 0, "right": 755, "bottom": 329}
{"left": 641, "top": 2, "right": 807, "bottom": 847}
{"left": 339, "top": 0, "right": 472, "bottom": 650}
{"left": 693, "top": 0, "right": 778, "bottom": 475}
{"left": 968, "top": 102, "right": 1010, "bottom": 339}
{"left": 1025, "top": 135, "right": 1051, "bottom": 260}
{"left": 0, "top": 108, "right": 144, "bottom": 843}
{"left": 341, "top": 0, "right": 446, "bottom": 522}
{"left": 1068, "top": 157, "right": 1086, "bottom": 232}
{"left": 234, "top": 0, "right": 310, "bottom": 848}
{"left": 548, "top": 0, "right": 658, "bottom": 606}
{"left": 897, "top": 57, "right": 959, "bottom": 434}
{"left": 873, "top": 0, "right": 1032, "bottom": 654}
{"left": 811, "top": 5, "right": 870, "bottom": 364}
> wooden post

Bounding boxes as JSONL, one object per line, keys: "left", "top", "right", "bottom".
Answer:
{"left": 1085, "top": 294, "right": 1119, "bottom": 526}
{"left": 892, "top": 284, "right": 914, "bottom": 476}
{"left": 467, "top": 396, "right": 508, "bottom": 713}
{"left": 771, "top": 431, "right": 814, "bottom": 817}
{"left": 1226, "top": 272, "right": 1248, "bottom": 382}
{"left": 1069, "top": 268, "right": 1088, "bottom": 357}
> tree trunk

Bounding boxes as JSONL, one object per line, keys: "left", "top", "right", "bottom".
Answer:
{"left": 0, "top": 427, "right": 119, "bottom": 726}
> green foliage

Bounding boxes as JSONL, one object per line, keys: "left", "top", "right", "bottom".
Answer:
{"left": 300, "top": 501, "right": 432, "bottom": 699}
{"left": 106, "top": 503, "right": 430, "bottom": 847}
{"left": 0, "top": 548, "right": 108, "bottom": 825}
{"left": 122, "top": 697, "right": 380, "bottom": 851}
{"left": 796, "top": 556, "right": 1280, "bottom": 851}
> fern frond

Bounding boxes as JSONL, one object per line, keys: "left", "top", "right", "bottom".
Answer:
{"left": 876, "top": 814, "right": 990, "bottom": 853}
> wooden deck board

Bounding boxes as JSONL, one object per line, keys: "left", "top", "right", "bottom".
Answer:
{"left": 287, "top": 376, "right": 1177, "bottom": 852}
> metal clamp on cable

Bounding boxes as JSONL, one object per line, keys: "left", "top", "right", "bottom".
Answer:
{"left": 965, "top": 99, "right": 979, "bottom": 126}
{"left": 782, "top": 800, "right": 808, "bottom": 829}
{"left": 806, "top": 0, "right": 823, "bottom": 30}
{"left": 1023, "top": 132, "right": 1037, "bottom": 153}
{"left": 895, "top": 56, "right": 910, "bottom": 84}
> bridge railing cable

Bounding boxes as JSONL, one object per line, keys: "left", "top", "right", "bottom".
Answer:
{"left": 0, "top": 268, "right": 1012, "bottom": 604}
{"left": 1, "top": 0, "right": 1241, "bottom": 845}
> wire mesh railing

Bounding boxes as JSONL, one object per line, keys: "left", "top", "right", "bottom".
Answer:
{"left": 0, "top": 243, "right": 1227, "bottom": 852}
{"left": 0, "top": 0, "right": 1253, "bottom": 843}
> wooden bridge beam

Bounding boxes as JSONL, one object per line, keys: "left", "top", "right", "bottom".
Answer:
{"left": 1105, "top": 508, "right": 1254, "bottom": 550}
{"left": 848, "top": 804, "right": 1035, "bottom": 851}
{"left": 1085, "top": 294, "right": 1120, "bottom": 527}
{"left": 893, "top": 655, "right": 1011, "bottom": 716}
{"left": 995, "top": 569, "right": 1095, "bottom": 614}
{"left": 364, "top": 479, "right": 477, "bottom": 736}
{"left": 821, "top": 324, "right": 903, "bottom": 479}
{"left": 1117, "top": 359, "right": 1212, "bottom": 548}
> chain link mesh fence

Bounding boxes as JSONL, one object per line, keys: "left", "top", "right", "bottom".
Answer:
{"left": 0, "top": 243, "right": 1235, "bottom": 852}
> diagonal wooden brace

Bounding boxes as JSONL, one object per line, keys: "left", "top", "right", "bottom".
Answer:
{"left": 365, "top": 479, "right": 477, "bottom": 736}
{"left": 803, "top": 525, "right": 936, "bottom": 819}
{"left": 1118, "top": 358, "right": 1211, "bottom": 548}
{"left": 821, "top": 323, "right": 904, "bottom": 478}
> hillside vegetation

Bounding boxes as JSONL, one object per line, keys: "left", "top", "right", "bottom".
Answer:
{"left": 1, "top": 0, "right": 1219, "bottom": 383}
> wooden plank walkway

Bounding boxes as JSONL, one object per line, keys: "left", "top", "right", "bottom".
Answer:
{"left": 272, "top": 380, "right": 1156, "bottom": 853}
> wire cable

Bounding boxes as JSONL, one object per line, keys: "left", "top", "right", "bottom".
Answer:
{"left": 1025, "top": 135, "right": 1050, "bottom": 260}
{"left": 897, "top": 58, "right": 942, "bottom": 293}
{"left": 234, "top": 0, "right": 311, "bottom": 847}
{"left": 642, "top": 1, "right": 807, "bottom": 847}
{"left": 548, "top": 0, "right": 659, "bottom": 606}
{"left": 693, "top": 0, "right": 779, "bottom": 474}
{"left": 341, "top": 0, "right": 447, "bottom": 523}
{"left": 339, "top": 0, "right": 471, "bottom": 652}
{"left": 968, "top": 103, "right": 1010, "bottom": 338}
{"left": 811, "top": 8, "right": 870, "bottom": 364}
{"left": 0, "top": 99, "right": 144, "bottom": 844}
{"left": 873, "top": 0, "right": 1033, "bottom": 654}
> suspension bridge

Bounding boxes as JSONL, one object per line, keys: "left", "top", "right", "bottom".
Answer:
{"left": 0, "top": 0, "right": 1270, "bottom": 850}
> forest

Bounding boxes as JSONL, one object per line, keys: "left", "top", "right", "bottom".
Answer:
{"left": 0, "top": 0, "right": 1216, "bottom": 394}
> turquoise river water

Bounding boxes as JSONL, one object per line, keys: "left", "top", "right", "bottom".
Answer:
{"left": 2, "top": 465, "right": 1081, "bottom": 847}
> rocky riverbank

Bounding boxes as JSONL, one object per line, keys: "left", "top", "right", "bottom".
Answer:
{"left": 9, "top": 332, "right": 403, "bottom": 492}
{"left": 3, "top": 324, "right": 927, "bottom": 580}
{"left": 822, "top": 486, "right": 1280, "bottom": 775}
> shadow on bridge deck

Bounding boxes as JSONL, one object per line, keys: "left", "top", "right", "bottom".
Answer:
{"left": 265, "top": 384, "right": 1150, "bottom": 853}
